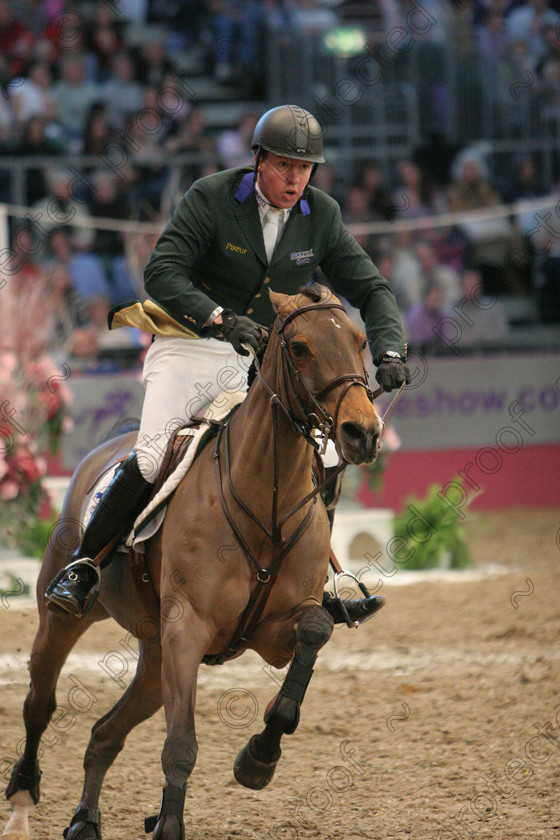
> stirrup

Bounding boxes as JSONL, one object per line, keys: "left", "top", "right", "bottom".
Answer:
{"left": 45, "top": 558, "right": 101, "bottom": 617}
{"left": 333, "top": 569, "right": 376, "bottom": 628}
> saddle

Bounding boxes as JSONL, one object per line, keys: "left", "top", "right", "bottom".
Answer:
{"left": 128, "top": 416, "right": 227, "bottom": 542}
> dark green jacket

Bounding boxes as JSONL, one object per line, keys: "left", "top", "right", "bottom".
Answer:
{"left": 144, "top": 167, "right": 406, "bottom": 361}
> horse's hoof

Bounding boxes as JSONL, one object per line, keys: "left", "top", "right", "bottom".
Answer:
{"left": 233, "top": 737, "right": 280, "bottom": 790}
{"left": 152, "top": 815, "right": 184, "bottom": 840}
{"left": 2, "top": 785, "right": 35, "bottom": 839}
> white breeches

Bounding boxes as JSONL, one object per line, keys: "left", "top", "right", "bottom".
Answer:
{"left": 135, "top": 335, "right": 339, "bottom": 482}
{"left": 135, "top": 336, "right": 251, "bottom": 482}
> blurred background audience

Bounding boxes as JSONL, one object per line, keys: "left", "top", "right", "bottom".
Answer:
{"left": 0, "top": 0, "right": 558, "bottom": 370}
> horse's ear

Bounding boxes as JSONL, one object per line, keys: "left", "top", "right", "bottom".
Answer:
{"left": 268, "top": 289, "right": 292, "bottom": 315}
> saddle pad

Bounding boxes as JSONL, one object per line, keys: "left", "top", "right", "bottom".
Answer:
{"left": 128, "top": 390, "right": 246, "bottom": 547}
{"left": 83, "top": 390, "right": 246, "bottom": 552}
{"left": 126, "top": 423, "right": 209, "bottom": 548}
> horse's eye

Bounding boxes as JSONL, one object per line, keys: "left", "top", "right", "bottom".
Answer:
{"left": 290, "top": 342, "right": 309, "bottom": 360}
{"left": 360, "top": 339, "right": 367, "bottom": 352}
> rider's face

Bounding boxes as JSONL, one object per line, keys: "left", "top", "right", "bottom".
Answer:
{"left": 256, "top": 152, "right": 313, "bottom": 209}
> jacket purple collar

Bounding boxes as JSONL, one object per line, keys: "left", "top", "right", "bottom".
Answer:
{"left": 234, "top": 171, "right": 311, "bottom": 216}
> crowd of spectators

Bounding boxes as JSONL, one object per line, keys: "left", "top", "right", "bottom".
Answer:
{"left": 0, "top": 0, "right": 558, "bottom": 369}
{"left": 475, "top": 0, "right": 560, "bottom": 132}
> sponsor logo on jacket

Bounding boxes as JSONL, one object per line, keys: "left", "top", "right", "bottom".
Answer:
{"left": 290, "top": 249, "right": 314, "bottom": 265}
{"left": 226, "top": 242, "right": 248, "bottom": 254}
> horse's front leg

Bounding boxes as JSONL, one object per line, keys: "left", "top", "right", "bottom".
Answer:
{"left": 234, "top": 604, "right": 334, "bottom": 790}
{"left": 149, "top": 609, "right": 212, "bottom": 840}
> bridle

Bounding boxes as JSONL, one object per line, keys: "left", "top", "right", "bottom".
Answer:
{"left": 206, "top": 299, "right": 384, "bottom": 664}
{"left": 258, "top": 301, "right": 380, "bottom": 454}
{"left": 216, "top": 301, "right": 377, "bottom": 546}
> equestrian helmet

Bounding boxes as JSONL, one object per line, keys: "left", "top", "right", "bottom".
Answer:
{"left": 252, "top": 105, "right": 325, "bottom": 164}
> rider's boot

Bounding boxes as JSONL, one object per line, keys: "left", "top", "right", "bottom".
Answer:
{"left": 321, "top": 467, "right": 385, "bottom": 626}
{"left": 45, "top": 453, "right": 153, "bottom": 618}
{"left": 322, "top": 587, "right": 385, "bottom": 625}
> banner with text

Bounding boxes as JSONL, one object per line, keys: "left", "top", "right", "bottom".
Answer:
{"left": 61, "top": 353, "right": 560, "bottom": 470}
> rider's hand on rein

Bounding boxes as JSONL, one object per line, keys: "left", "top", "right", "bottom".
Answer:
{"left": 205, "top": 309, "right": 267, "bottom": 357}
{"left": 374, "top": 351, "right": 411, "bottom": 393}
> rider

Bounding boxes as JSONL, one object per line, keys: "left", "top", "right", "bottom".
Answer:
{"left": 46, "top": 104, "right": 410, "bottom": 621}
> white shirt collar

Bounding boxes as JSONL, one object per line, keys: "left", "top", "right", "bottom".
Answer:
{"left": 254, "top": 182, "right": 291, "bottom": 224}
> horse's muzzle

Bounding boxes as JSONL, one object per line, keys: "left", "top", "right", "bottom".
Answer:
{"left": 338, "top": 421, "right": 381, "bottom": 464}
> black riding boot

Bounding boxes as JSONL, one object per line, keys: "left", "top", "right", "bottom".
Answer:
{"left": 45, "top": 453, "right": 153, "bottom": 618}
{"left": 322, "top": 589, "right": 385, "bottom": 625}
{"left": 321, "top": 468, "right": 385, "bottom": 626}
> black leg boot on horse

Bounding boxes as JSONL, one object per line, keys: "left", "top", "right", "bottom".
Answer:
{"left": 234, "top": 605, "right": 334, "bottom": 790}
{"left": 320, "top": 465, "right": 385, "bottom": 625}
{"left": 45, "top": 453, "right": 153, "bottom": 618}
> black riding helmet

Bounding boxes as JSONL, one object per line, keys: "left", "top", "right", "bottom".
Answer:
{"left": 252, "top": 105, "right": 325, "bottom": 164}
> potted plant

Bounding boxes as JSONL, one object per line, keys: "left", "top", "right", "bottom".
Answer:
{"left": 392, "top": 477, "right": 477, "bottom": 569}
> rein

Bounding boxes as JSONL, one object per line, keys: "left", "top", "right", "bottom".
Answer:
{"left": 206, "top": 302, "right": 391, "bottom": 664}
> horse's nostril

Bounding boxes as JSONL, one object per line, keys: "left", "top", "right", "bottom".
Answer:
{"left": 340, "top": 422, "right": 381, "bottom": 458}
{"left": 340, "top": 422, "right": 364, "bottom": 446}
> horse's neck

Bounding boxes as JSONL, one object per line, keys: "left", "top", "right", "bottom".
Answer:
{"left": 227, "top": 354, "right": 314, "bottom": 521}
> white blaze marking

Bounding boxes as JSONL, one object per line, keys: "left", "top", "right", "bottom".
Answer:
{"left": 329, "top": 317, "right": 341, "bottom": 328}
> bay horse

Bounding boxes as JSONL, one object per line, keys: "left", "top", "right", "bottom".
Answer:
{"left": 2, "top": 285, "right": 384, "bottom": 840}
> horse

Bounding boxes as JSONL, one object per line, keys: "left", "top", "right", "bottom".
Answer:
{"left": 2, "top": 284, "right": 384, "bottom": 840}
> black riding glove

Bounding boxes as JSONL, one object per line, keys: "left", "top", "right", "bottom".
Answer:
{"left": 374, "top": 351, "right": 411, "bottom": 392}
{"left": 212, "top": 309, "right": 266, "bottom": 356}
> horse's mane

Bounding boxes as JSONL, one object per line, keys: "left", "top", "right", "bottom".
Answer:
{"left": 299, "top": 282, "right": 325, "bottom": 303}
{"left": 246, "top": 283, "right": 331, "bottom": 389}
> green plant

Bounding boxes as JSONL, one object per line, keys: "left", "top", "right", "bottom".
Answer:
{"left": 393, "top": 477, "right": 477, "bottom": 570}
{"left": 16, "top": 513, "right": 59, "bottom": 559}
{"left": 0, "top": 470, "right": 51, "bottom": 553}
{"left": 357, "top": 424, "right": 401, "bottom": 498}
{"left": 0, "top": 572, "right": 30, "bottom": 600}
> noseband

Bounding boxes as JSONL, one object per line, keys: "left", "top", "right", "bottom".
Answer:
{"left": 257, "top": 301, "right": 379, "bottom": 452}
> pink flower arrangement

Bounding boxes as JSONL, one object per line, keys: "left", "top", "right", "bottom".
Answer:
{"left": 0, "top": 479, "right": 20, "bottom": 501}
{"left": 23, "top": 357, "right": 73, "bottom": 449}
{"left": 0, "top": 433, "right": 53, "bottom": 547}
{"left": 0, "top": 352, "right": 17, "bottom": 388}
{"left": 0, "top": 431, "right": 55, "bottom": 548}
{"left": 0, "top": 278, "right": 73, "bottom": 549}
